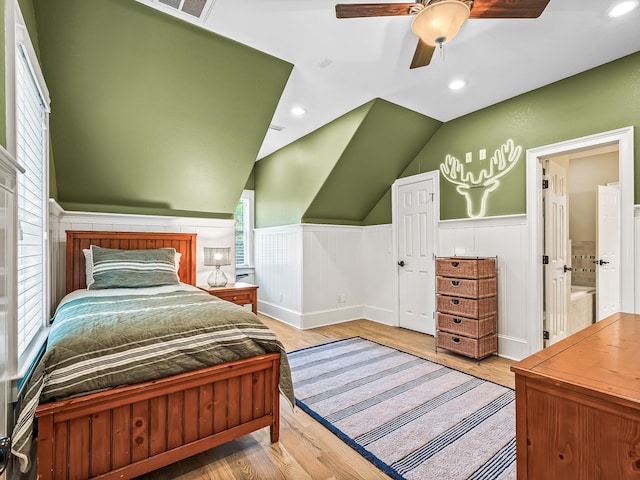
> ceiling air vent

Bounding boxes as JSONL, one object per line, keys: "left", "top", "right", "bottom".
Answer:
{"left": 155, "top": 0, "right": 214, "bottom": 20}
{"left": 269, "top": 124, "right": 285, "bottom": 132}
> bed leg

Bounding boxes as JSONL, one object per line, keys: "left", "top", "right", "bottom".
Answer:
{"left": 270, "top": 391, "right": 280, "bottom": 443}
{"left": 271, "top": 360, "right": 280, "bottom": 443}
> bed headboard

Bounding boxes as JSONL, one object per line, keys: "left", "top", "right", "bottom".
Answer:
{"left": 66, "top": 230, "right": 197, "bottom": 293}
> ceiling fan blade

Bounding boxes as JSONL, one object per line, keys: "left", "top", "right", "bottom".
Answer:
{"left": 336, "top": 3, "right": 418, "bottom": 18}
{"left": 410, "top": 39, "right": 435, "bottom": 69}
{"left": 470, "top": 0, "right": 551, "bottom": 19}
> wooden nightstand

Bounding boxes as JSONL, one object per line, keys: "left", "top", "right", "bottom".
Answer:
{"left": 198, "top": 282, "right": 258, "bottom": 314}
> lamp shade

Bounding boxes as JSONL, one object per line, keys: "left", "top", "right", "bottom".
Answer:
{"left": 203, "top": 247, "right": 231, "bottom": 266}
{"left": 411, "top": 0, "right": 470, "bottom": 46}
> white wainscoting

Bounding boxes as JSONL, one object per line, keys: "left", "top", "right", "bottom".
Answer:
{"left": 255, "top": 224, "right": 395, "bottom": 329}
{"left": 48, "top": 201, "right": 235, "bottom": 305}
{"left": 438, "top": 215, "right": 530, "bottom": 360}
{"left": 254, "top": 225, "right": 304, "bottom": 328}
{"left": 256, "top": 219, "right": 530, "bottom": 359}
{"left": 362, "top": 224, "right": 395, "bottom": 325}
{"left": 302, "top": 225, "right": 363, "bottom": 328}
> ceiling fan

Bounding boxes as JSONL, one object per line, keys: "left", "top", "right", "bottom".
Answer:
{"left": 335, "top": 0, "right": 551, "bottom": 69}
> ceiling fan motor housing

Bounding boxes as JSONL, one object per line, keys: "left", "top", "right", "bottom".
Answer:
{"left": 411, "top": 0, "right": 471, "bottom": 46}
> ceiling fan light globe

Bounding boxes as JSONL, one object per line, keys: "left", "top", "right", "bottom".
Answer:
{"left": 411, "top": 0, "right": 470, "bottom": 47}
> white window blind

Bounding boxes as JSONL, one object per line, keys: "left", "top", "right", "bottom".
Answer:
{"left": 234, "top": 191, "right": 253, "bottom": 267}
{"left": 16, "top": 45, "right": 48, "bottom": 358}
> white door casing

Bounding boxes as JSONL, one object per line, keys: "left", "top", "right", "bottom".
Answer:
{"left": 596, "top": 184, "right": 620, "bottom": 320}
{"left": 393, "top": 171, "right": 439, "bottom": 335}
{"left": 526, "top": 127, "right": 634, "bottom": 355}
{"left": 543, "top": 159, "right": 569, "bottom": 346}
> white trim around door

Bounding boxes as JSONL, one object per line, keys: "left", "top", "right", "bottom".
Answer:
{"left": 526, "top": 126, "right": 634, "bottom": 355}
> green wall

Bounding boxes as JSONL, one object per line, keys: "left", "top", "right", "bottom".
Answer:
{"left": 15, "top": 1, "right": 639, "bottom": 224}
{"left": 302, "top": 99, "right": 441, "bottom": 225}
{"left": 255, "top": 53, "right": 640, "bottom": 228}
{"left": 255, "top": 101, "right": 374, "bottom": 227}
{"left": 255, "top": 99, "right": 441, "bottom": 227}
{"left": 32, "top": 0, "right": 292, "bottom": 217}
{"left": 403, "top": 51, "right": 640, "bottom": 220}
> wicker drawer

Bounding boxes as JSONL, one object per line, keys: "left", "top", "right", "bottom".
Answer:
{"left": 437, "top": 295, "right": 497, "bottom": 318}
{"left": 437, "top": 313, "right": 496, "bottom": 337}
{"left": 436, "top": 257, "right": 496, "bottom": 279}
{"left": 436, "top": 277, "right": 496, "bottom": 299}
{"left": 437, "top": 331, "right": 497, "bottom": 359}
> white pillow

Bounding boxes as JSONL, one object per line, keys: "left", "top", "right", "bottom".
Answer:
{"left": 83, "top": 248, "right": 182, "bottom": 289}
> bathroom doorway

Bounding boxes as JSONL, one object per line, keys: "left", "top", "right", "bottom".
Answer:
{"left": 542, "top": 144, "right": 620, "bottom": 345}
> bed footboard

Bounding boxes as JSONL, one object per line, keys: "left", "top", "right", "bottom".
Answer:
{"left": 35, "top": 353, "right": 281, "bottom": 480}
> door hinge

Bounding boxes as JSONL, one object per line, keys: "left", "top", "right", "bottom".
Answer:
{"left": 543, "top": 330, "right": 550, "bottom": 340}
{"left": 542, "top": 255, "right": 549, "bottom": 265}
{"left": 542, "top": 179, "right": 549, "bottom": 189}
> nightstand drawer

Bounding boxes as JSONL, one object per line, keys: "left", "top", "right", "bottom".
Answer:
{"left": 198, "top": 282, "right": 258, "bottom": 314}
{"left": 214, "top": 291, "right": 253, "bottom": 305}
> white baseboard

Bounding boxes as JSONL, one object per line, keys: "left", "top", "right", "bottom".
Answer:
{"left": 259, "top": 302, "right": 365, "bottom": 330}
{"left": 497, "top": 334, "right": 530, "bottom": 361}
{"left": 300, "top": 306, "right": 365, "bottom": 329}
{"left": 258, "top": 301, "right": 304, "bottom": 329}
{"left": 362, "top": 306, "right": 395, "bottom": 326}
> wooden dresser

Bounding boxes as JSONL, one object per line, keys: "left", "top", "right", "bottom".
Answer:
{"left": 435, "top": 256, "right": 497, "bottom": 359}
{"left": 511, "top": 312, "right": 640, "bottom": 479}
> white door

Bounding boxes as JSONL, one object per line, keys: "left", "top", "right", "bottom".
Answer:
{"left": 544, "top": 159, "right": 569, "bottom": 346}
{"left": 596, "top": 184, "right": 620, "bottom": 320}
{"left": 396, "top": 177, "right": 436, "bottom": 335}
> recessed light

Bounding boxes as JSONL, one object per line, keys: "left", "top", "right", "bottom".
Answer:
{"left": 448, "top": 79, "right": 466, "bottom": 91}
{"left": 608, "top": 0, "right": 638, "bottom": 17}
{"left": 290, "top": 106, "right": 306, "bottom": 116}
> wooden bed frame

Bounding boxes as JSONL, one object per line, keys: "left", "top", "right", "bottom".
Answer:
{"left": 35, "top": 231, "right": 281, "bottom": 480}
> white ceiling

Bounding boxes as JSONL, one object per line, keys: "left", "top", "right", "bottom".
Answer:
{"left": 140, "top": 0, "right": 640, "bottom": 159}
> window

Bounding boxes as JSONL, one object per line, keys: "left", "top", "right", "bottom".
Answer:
{"left": 234, "top": 190, "right": 254, "bottom": 267}
{"left": 14, "top": 9, "right": 50, "bottom": 371}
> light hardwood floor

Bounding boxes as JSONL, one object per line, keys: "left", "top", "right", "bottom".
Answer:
{"left": 138, "top": 316, "right": 515, "bottom": 480}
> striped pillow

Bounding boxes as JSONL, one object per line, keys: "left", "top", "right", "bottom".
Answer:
{"left": 83, "top": 248, "right": 182, "bottom": 289}
{"left": 88, "top": 246, "right": 180, "bottom": 290}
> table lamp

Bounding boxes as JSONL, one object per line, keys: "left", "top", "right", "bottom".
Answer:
{"left": 203, "top": 247, "right": 231, "bottom": 287}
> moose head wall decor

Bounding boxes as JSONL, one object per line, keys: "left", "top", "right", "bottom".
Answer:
{"left": 440, "top": 139, "right": 522, "bottom": 218}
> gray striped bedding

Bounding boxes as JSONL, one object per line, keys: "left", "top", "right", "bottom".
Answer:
{"left": 11, "top": 287, "right": 294, "bottom": 473}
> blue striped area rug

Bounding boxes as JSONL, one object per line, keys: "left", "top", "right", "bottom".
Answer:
{"left": 288, "top": 337, "right": 515, "bottom": 480}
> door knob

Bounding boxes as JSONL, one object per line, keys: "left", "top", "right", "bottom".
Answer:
{"left": 593, "top": 259, "right": 610, "bottom": 265}
{"left": 398, "top": 261, "right": 405, "bottom": 267}
{"left": 563, "top": 265, "right": 573, "bottom": 273}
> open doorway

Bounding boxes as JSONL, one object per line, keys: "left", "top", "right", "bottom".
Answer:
{"left": 525, "top": 127, "right": 634, "bottom": 355}
{"left": 542, "top": 144, "right": 620, "bottom": 346}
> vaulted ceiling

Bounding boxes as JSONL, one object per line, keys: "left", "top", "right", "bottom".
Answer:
{"left": 136, "top": 0, "right": 640, "bottom": 159}
{"left": 27, "top": 0, "right": 640, "bottom": 224}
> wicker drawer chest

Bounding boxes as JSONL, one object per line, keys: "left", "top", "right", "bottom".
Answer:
{"left": 435, "top": 256, "right": 497, "bottom": 359}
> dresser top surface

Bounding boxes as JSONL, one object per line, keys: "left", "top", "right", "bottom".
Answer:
{"left": 511, "top": 313, "right": 640, "bottom": 403}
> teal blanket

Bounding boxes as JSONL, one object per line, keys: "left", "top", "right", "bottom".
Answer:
{"left": 12, "top": 290, "right": 294, "bottom": 472}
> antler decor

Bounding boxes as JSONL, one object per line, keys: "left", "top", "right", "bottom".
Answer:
{"left": 440, "top": 139, "right": 522, "bottom": 218}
